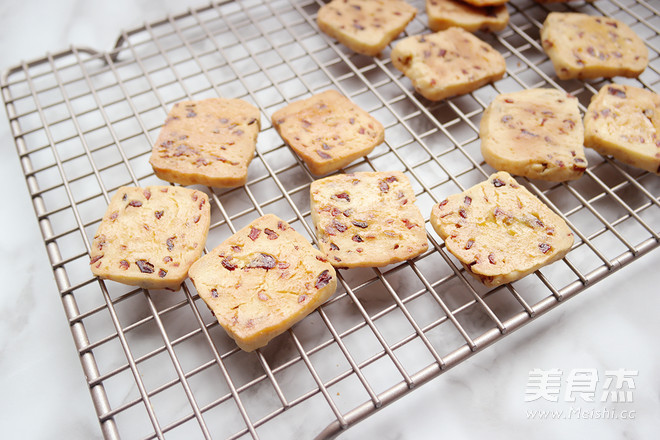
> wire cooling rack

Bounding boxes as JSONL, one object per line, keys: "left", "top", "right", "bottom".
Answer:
{"left": 2, "top": 0, "right": 659, "bottom": 438}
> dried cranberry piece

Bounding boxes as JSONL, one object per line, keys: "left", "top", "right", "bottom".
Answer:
{"left": 465, "top": 239, "right": 474, "bottom": 250}
{"left": 247, "top": 253, "right": 276, "bottom": 270}
{"left": 488, "top": 253, "right": 496, "bottom": 264}
{"left": 458, "top": 208, "right": 467, "bottom": 219}
{"left": 166, "top": 237, "right": 175, "bottom": 251}
{"left": 221, "top": 258, "right": 237, "bottom": 271}
{"left": 211, "top": 288, "right": 218, "bottom": 298}
{"left": 158, "top": 269, "right": 167, "bottom": 278}
{"left": 464, "top": 196, "right": 472, "bottom": 206}
{"left": 332, "top": 219, "right": 347, "bottom": 232}
{"left": 352, "top": 234, "right": 363, "bottom": 242}
{"left": 315, "top": 270, "right": 332, "bottom": 289}
{"left": 330, "top": 243, "right": 340, "bottom": 250}
{"left": 316, "top": 150, "right": 331, "bottom": 159}
{"left": 334, "top": 192, "right": 351, "bottom": 202}
{"left": 539, "top": 243, "right": 552, "bottom": 254}
{"left": 248, "top": 227, "right": 261, "bottom": 241}
{"left": 136, "top": 259, "right": 154, "bottom": 273}
{"left": 277, "top": 221, "right": 286, "bottom": 231}
{"left": 439, "top": 199, "right": 449, "bottom": 207}
{"left": 143, "top": 189, "right": 151, "bottom": 200}
{"left": 154, "top": 210, "right": 164, "bottom": 219}
{"left": 193, "top": 214, "right": 201, "bottom": 223}
{"left": 90, "top": 255, "right": 103, "bottom": 265}
{"left": 128, "top": 200, "right": 143, "bottom": 207}
{"left": 351, "top": 220, "right": 368, "bottom": 228}
{"left": 607, "top": 86, "right": 626, "bottom": 98}
{"left": 378, "top": 180, "right": 389, "bottom": 193}
{"left": 492, "top": 178, "right": 505, "bottom": 187}
{"left": 264, "top": 228, "right": 279, "bottom": 240}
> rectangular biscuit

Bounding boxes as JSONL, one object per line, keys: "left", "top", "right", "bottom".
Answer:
{"left": 90, "top": 186, "right": 211, "bottom": 290}
{"left": 149, "top": 97, "right": 260, "bottom": 188}
{"left": 584, "top": 83, "right": 660, "bottom": 175}
{"left": 430, "top": 172, "right": 574, "bottom": 287}
{"left": 391, "top": 27, "right": 506, "bottom": 101}
{"left": 271, "top": 90, "right": 384, "bottom": 175}
{"left": 188, "top": 214, "right": 337, "bottom": 352}
{"left": 310, "top": 171, "right": 428, "bottom": 268}
{"left": 317, "top": 0, "right": 417, "bottom": 56}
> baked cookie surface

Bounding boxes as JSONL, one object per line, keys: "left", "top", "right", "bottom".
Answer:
{"left": 427, "top": 0, "right": 509, "bottom": 33}
{"left": 584, "top": 83, "right": 660, "bottom": 174}
{"left": 317, "top": 0, "right": 417, "bottom": 56}
{"left": 461, "top": 0, "right": 508, "bottom": 7}
{"left": 541, "top": 12, "right": 648, "bottom": 80}
{"left": 90, "top": 186, "right": 211, "bottom": 290}
{"left": 149, "top": 97, "right": 260, "bottom": 188}
{"left": 430, "top": 172, "right": 573, "bottom": 287}
{"left": 480, "top": 88, "right": 587, "bottom": 181}
{"left": 271, "top": 90, "right": 384, "bottom": 175}
{"left": 188, "top": 214, "right": 337, "bottom": 352}
{"left": 391, "top": 27, "right": 506, "bottom": 101}
{"left": 310, "top": 171, "right": 428, "bottom": 268}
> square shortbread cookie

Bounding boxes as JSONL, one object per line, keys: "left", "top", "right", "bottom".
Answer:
{"left": 271, "top": 90, "right": 384, "bottom": 175}
{"left": 584, "top": 83, "right": 660, "bottom": 174}
{"left": 430, "top": 172, "right": 574, "bottom": 287}
{"left": 149, "top": 97, "right": 260, "bottom": 188}
{"left": 310, "top": 171, "right": 428, "bottom": 268}
{"left": 480, "top": 88, "right": 587, "bottom": 181}
{"left": 427, "top": 0, "right": 509, "bottom": 33}
{"left": 317, "top": 0, "right": 417, "bottom": 56}
{"left": 541, "top": 12, "right": 648, "bottom": 80}
{"left": 391, "top": 27, "right": 506, "bottom": 101}
{"left": 188, "top": 214, "right": 337, "bottom": 352}
{"left": 90, "top": 186, "right": 211, "bottom": 290}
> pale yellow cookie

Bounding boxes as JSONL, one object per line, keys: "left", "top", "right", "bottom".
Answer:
{"left": 310, "top": 171, "right": 428, "bottom": 268}
{"left": 271, "top": 90, "right": 384, "bottom": 175}
{"left": 149, "top": 98, "right": 260, "bottom": 188}
{"left": 461, "top": 0, "right": 508, "bottom": 7}
{"left": 427, "top": 0, "right": 509, "bottom": 33}
{"left": 541, "top": 12, "right": 648, "bottom": 80}
{"left": 480, "top": 88, "right": 587, "bottom": 181}
{"left": 90, "top": 186, "right": 210, "bottom": 290}
{"left": 584, "top": 83, "right": 660, "bottom": 174}
{"left": 430, "top": 172, "right": 573, "bottom": 287}
{"left": 391, "top": 27, "right": 506, "bottom": 101}
{"left": 317, "top": 0, "right": 417, "bottom": 56}
{"left": 188, "top": 214, "right": 337, "bottom": 352}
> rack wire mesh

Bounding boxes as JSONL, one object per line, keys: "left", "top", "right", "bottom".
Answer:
{"left": 2, "top": 0, "right": 659, "bottom": 438}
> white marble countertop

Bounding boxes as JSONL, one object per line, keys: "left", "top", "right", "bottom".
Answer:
{"left": 0, "top": 1, "right": 658, "bottom": 439}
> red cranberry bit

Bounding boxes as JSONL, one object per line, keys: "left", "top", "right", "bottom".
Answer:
{"left": 110, "top": 211, "right": 119, "bottom": 220}
{"left": 248, "top": 118, "right": 257, "bottom": 125}
{"left": 221, "top": 258, "right": 237, "bottom": 271}
{"left": 316, "top": 150, "right": 331, "bottom": 159}
{"left": 277, "top": 262, "right": 290, "bottom": 269}
{"left": 607, "top": 86, "right": 626, "bottom": 98}
{"left": 298, "top": 295, "right": 308, "bottom": 303}
{"left": 504, "top": 99, "right": 514, "bottom": 104}
{"left": 458, "top": 208, "right": 467, "bottom": 219}
{"left": 231, "top": 245, "right": 242, "bottom": 253}
{"left": 332, "top": 219, "right": 348, "bottom": 232}
{"left": 136, "top": 259, "right": 155, "bottom": 273}
{"left": 128, "top": 200, "right": 143, "bottom": 207}
{"left": 315, "top": 270, "right": 332, "bottom": 289}
{"left": 163, "top": 256, "right": 173, "bottom": 263}
{"left": 464, "top": 196, "right": 472, "bottom": 206}
{"left": 122, "top": 193, "right": 128, "bottom": 201}
{"left": 334, "top": 192, "right": 351, "bottom": 202}
{"left": 378, "top": 180, "right": 390, "bottom": 193}
{"left": 465, "top": 239, "right": 474, "bottom": 250}
{"left": 277, "top": 221, "right": 286, "bottom": 231}
{"left": 352, "top": 234, "right": 363, "bottom": 242}
{"left": 539, "top": 243, "right": 552, "bottom": 254}
{"left": 492, "top": 178, "right": 505, "bottom": 187}
{"left": 155, "top": 210, "right": 164, "bottom": 219}
{"left": 330, "top": 242, "right": 340, "bottom": 250}
{"left": 247, "top": 253, "right": 276, "bottom": 270}
{"left": 488, "top": 253, "right": 496, "bottom": 264}
{"left": 199, "top": 199, "right": 206, "bottom": 210}
{"left": 385, "top": 175, "right": 398, "bottom": 183}
{"left": 351, "top": 220, "right": 368, "bottom": 228}
{"left": 248, "top": 227, "right": 261, "bottom": 241}
{"left": 402, "top": 219, "right": 416, "bottom": 229}
{"left": 316, "top": 255, "right": 328, "bottom": 263}
{"left": 143, "top": 189, "right": 151, "bottom": 200}
{"left": 166, "top": 237, "right": 175, "bottom": 251}
{"left": 192, "top": 193, "right": 199, "bottom": 201}
{"left": 158, "top": 269, "right": 167, "bottom": 278}
{"left": 264, "top": 228, "right": 279, "bottom": 240}
{"left": 193, "top": 214, "right": 201, "bottom": 223}
{"left": 439, "top": 199, "right": 449, "bottom": 207}
{"left": 90, "top": 255, "right": 103, "bottom": 265}
{"left": 119, "top": 259, "right": 130, "bottom": 270}
{"left": 211, "top": 288, "right": 218, "bottom": 298}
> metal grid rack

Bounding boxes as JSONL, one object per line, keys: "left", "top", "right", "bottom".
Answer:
{"left": 2, "top": 0, "right": 659, "bottom": 438}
